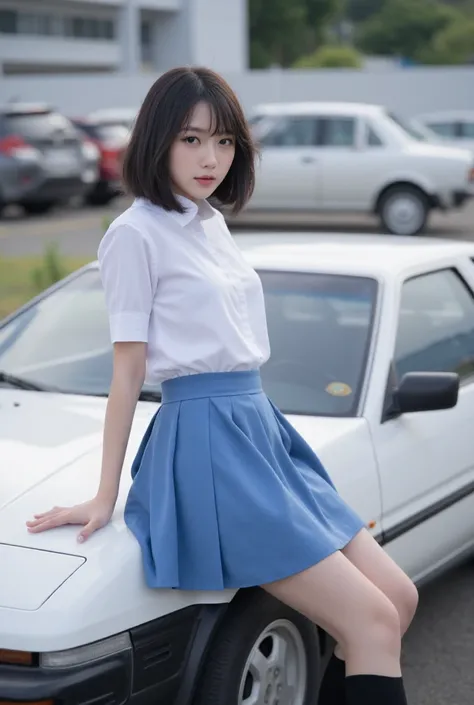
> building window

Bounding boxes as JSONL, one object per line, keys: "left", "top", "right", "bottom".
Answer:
{"left": 18, "top": 13, "right": 59, "bottom": 36}
{"left": 0, "top": 10, "right": 17, "bottom": 34}
{"left": 141, "top": 20, "right": 153, "bottom": 63}
{"left": 66, "top": 16, "right": 115, "bottom": 40}
{"left": 0, "top": 10, "right": 115, "bottom": 40}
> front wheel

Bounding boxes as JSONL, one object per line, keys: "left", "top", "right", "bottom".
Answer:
{"left": 193, "top": 588, "right": 322, "bottom": 705}
{"left": 377, "top": 186, "right": 430, "bottom": 236}
{"left": 22, "top": 201, "right": 55, "bottom": 216}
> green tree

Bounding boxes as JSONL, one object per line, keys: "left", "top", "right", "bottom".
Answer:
{"left": 249, "top": 0, "right": 307, "bottom": 68}
{"left": 345, "top": 0, "right": 389, "bottom": 23}
{"left": 422, "top": 18, "right": 474, "bottom": 63}
{"left": 305, "top": 0, "right": 346, "bottom": 42}
{"left": 249, "top": 0, "right": 343, "bottom": 68}
{"left": 294, "top": 44, "right": 363, "bottom": 68}
{"left": 357, "top": 0, "right": 459, "bottom": 60}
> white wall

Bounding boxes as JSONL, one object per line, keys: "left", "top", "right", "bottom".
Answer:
{"left": 1, "top": 67, "right": 473, "bottom": 119}
{"left": 190, "top": 0, "right": 248, "bottom": 72}
{"left": 0, "top": 36, "right": 120, "bottom": 71}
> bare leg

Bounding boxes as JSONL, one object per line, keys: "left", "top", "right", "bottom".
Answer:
{"left": 341, "top": 528, "right": 418, "bottom": 636}
{"left": 315, "top": 530, "right": 417, "bottom": 703}
{"left": 332, "top": 529, "right": 418, "bottom": 660}
{"left": 261, "top": 549, "right": 402, "bottom": 677}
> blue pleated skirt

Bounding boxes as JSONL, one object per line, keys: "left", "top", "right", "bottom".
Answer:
{"left": 124, "top": 370, "right": 365, "bottom": 591}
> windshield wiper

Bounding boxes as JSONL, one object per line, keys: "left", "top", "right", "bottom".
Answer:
{"left": 0, "top": 371, "right": 51, "bottom": 392}
{"left": 139, "top": 389, "right": 162, "bottom": 402}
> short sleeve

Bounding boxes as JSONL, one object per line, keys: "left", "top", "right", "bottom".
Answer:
{"left": 97, "top": 223, "right": 158, "bottom": 343}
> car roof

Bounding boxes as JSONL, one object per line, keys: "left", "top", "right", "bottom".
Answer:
{"left": 417, "top": 110, "right": 474, "bottom": 122}
{"left": 251, "top": 101, "right": 384, "bottom": 117}
{"left": 0, "top": 102, "right": 54, "bottom": 115}
{"left": 88, "top": 108, "right": 137, "bottom": 121}
{"left": 232, "top": 232, "right": 474, "bottom": 276}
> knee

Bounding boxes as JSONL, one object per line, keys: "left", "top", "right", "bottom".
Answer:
{"left": 397, "top": 579, "right": 419, "bottom": 633}
{"left": 342, "top": 594, "right": 402, "bottom": 658}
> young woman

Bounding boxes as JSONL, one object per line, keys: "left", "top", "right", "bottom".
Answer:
{"left": 27, "top": 66, "right": 418, "bottom": 704}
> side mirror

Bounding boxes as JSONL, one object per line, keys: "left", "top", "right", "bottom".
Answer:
{"left": 384, "top": 371, "right": 459, "bottom": 420}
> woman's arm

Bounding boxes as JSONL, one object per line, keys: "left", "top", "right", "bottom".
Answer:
{"left": 97, "top": 341, "right": 147, "bottom": 503}
{"left": 26, "top": 341, "right": 147, "bottom": 541}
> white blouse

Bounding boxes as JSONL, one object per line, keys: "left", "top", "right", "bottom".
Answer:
{"left": 97, "top": 195, "right": 271, "bottom": 384}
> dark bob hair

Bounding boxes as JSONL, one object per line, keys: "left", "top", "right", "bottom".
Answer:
{"left": 122, "top": 66, "right": 257, "bottom": 214}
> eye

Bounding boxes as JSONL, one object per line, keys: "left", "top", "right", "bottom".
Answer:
{"left": 183, "top": 136, "right": 199, "bottom": 144}
{"left": 220, "top": 137, "right": 234, "bottom": 146}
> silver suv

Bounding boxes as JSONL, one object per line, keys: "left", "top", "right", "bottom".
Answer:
{"left": 0, "top": 103, "right": 98, "bottom": 216}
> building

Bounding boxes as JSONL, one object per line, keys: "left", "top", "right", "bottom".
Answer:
{"left": 0, "top": 0, "right": 247, "bottom": 76}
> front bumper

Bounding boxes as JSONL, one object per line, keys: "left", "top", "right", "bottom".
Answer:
{"left": 0, "top": 603, "right": 227, "bottom": 705}
{"left": 0, "top": 649, "right": 131, "bottom": 704}
{"left": 453, "top": 189, "right": 472, "bottom": 207}
{"left": 19, "top": 176, "right": 89, "bottom": 204}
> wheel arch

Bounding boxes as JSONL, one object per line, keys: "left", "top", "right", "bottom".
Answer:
{"left": 373, "top": 180, "right": 438, "bottom": 214}
{"left": 176, "top": 586, "right": 328, "bottom": 705}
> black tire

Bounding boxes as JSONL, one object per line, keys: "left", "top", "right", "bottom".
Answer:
{"left": 377, "top": 185, "right": 430, "bottom": 236}
{"left": 22, "top": 201, "right": 55, "bottom": 216}
{"left": 86, "top": 191, "right": 116, "bottom": 207}
{"left": 193, "top": 587, "right": 322, "bottom": 705}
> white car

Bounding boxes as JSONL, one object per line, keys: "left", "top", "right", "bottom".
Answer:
{"left": 415, "top": 110, "right": 474, "bottom": 155}
{"left": 2, "top": 233, "right": 474, "bottom": 705}
{"left": 87, "top": 107, "right": 138, "bottom": 132}
{"left": 248, "top": 102, "right": 474, "bottom": 236}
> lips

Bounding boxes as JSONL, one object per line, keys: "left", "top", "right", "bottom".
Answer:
{"left": 194, "top": 176, "right": 216, "bottom": 186}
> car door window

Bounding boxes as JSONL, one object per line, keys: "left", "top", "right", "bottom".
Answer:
{"left": 260, "top": 116, "right": 318, "bottom": 147}
{"left": 426, "top": 121, "right": 458, "bottom": 138}
{"left": 394, "top": 269, "right": 474, "bottom": 381}
{"left": 365, "top": 121, "right": 384, "bottom": 147}
{"left": 319, "top": 117, "right": 356, "bottom": 147}
{"left": 461, "top": 121, "right": 474, "bottom": 138}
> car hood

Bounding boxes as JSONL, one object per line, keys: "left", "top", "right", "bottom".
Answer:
{"left": 0, "top": 389, "right": 363, "bottom": 556}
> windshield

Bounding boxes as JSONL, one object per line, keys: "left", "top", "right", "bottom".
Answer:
{"left": 385, "top": 111, "right": 433, "bottom": 142}
{"left": 0, "top": 267, "right": 378, "bottom": 416}
{"left": 5, "top": 111, "right": 78, "bottom": 140}
{"left": 75, "top": 122, "right": 129, "bottom": 146}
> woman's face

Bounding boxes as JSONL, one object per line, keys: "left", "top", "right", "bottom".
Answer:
{"left": 169, "top": 101, "right": 236, "bottom": 203}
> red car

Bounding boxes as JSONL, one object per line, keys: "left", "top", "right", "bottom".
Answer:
{"left": 71, "top": 118, "right": 129, "bottom": 206}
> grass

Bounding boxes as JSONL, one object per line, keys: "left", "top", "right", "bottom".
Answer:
{"left": 0, "top": 254, "right": 90, "bottom": 320}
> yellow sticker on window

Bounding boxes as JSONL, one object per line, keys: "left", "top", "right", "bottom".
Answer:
{"left": 325, "top": 382, "right": 352, "bottom": 397}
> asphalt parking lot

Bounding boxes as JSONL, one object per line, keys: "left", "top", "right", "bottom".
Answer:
{"left": 0, "top": 197, "right": 473, "bottom": 259}
{"left": 1, "top": 200, "right": 474, "bottom": 704}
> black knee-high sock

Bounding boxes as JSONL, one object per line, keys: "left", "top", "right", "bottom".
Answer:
{"left": 345, "top": 675, "right": 408, "bottom": 705}
{"left": 318, "top": 652, "right": 346, "bottom": 704}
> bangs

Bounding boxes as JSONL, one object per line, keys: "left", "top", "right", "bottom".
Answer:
{"left": 180, "top": 91, "right": 239, "bottom": 137}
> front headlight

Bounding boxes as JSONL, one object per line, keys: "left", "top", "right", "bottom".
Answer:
{"left": 40, "top": 632, "right": 131, "bottom": 669}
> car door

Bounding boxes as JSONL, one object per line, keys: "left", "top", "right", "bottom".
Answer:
{"left": 315, "top": 115, "right": 379, "bottom": 211}
{"left": 250, "top": 115, "right": 322, "bottom": 209}
{"left": 370, "top": 266, "right": 474, "bottom": 582}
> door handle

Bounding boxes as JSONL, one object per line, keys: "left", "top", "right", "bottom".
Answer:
{"left": 301, "top": 155, "right": 317, "bottom": 164}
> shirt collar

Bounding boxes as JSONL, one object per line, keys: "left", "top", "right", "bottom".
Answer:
{"left": 135, "top": 194, "right": 217, "bottom": 227}
{"left": 168, "top": 194, "right": 216, "bottom": 226}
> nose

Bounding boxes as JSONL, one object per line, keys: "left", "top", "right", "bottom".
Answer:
{"left": 200, "top": 142, "right": 218, "bottom": 169}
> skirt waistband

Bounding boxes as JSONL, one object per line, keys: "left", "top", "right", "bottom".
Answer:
{"left": 161, "top": 370, "right": 263, "bottom": 403}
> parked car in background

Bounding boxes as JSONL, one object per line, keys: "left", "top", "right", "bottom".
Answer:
{"left": 71, "top": 118, "right": 128, "bottom": 206}
{"left": 87, "top": 107, "right": 138, "bottom": 132}
{"left": 0, "top": 103, "right": 98, "bottom": 216}
{"left": 415, "top": 111, "right": 474, "bottom": 155}
{"left": 2, "top": 233, "right": 474, "bottom": 705}
{"left": 248, "top": 102, "right": 474, "bottom": 236}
